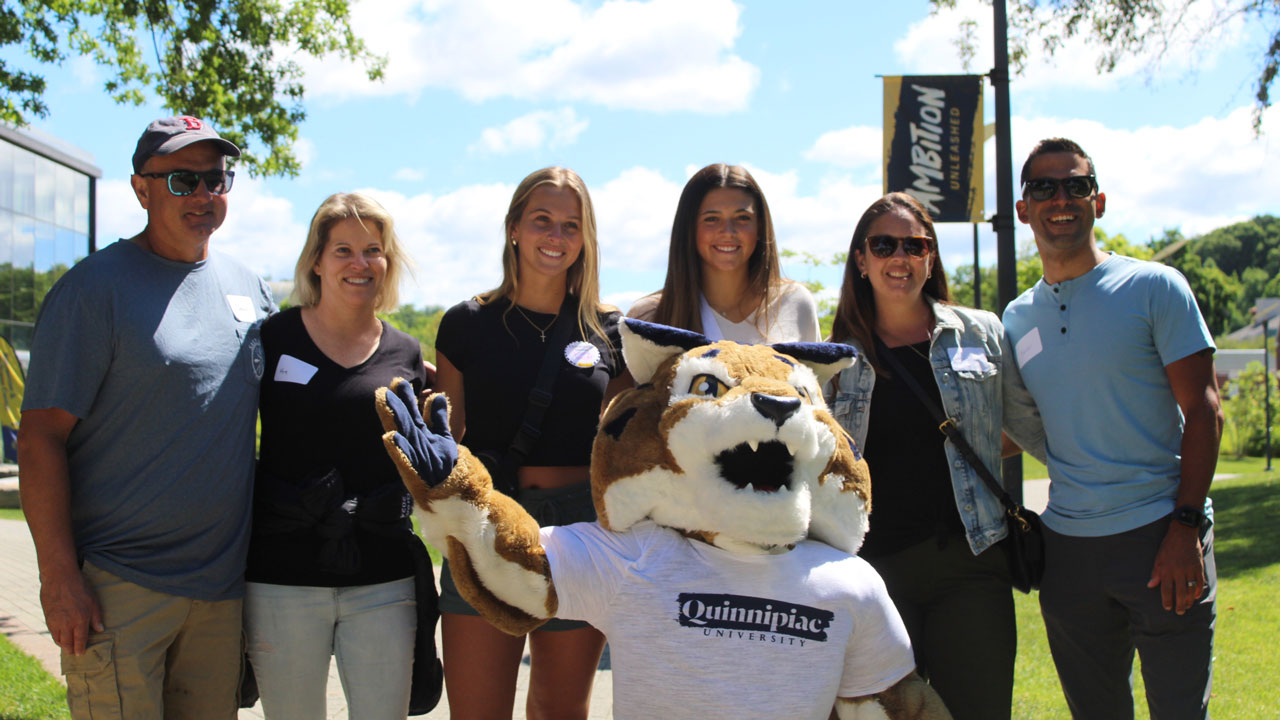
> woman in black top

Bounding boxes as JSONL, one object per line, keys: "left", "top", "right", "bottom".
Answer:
{"left": 826, "top": 193, "right": 1017, "bottom": 720}
{"left": 435, "top": 167, "right": 629, "bottom": 720}
{"left": 245, "top": 193, "right": 432, "bottom": 719}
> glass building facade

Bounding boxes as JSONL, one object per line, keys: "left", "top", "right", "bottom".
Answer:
{"left": 0, "top": 125, "right": 100, "bottom": 356}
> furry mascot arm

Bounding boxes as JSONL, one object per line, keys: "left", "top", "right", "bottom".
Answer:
{"left": 833, "top": 671, "right": 952, "bottom": 719}
{"left": 375, "top": 378, "right": 557, "bottom": 636}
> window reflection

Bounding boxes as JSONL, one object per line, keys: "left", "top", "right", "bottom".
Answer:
{"left": 0, "top": 132, "right": 98, "bottom": 352}
{"left": 12, "top": 149, "right": 34, "bottom": 216}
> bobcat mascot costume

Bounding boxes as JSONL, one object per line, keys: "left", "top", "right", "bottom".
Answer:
{"left": 376, "top": 319, "right": 950, "bottom": 720}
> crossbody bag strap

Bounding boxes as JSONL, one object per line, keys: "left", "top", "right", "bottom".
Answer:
{"left": 500, "top": 296, "right": 578, "bottom": 475}
{"left": 874, "top": 337, "right": 1022, "bottom": 516}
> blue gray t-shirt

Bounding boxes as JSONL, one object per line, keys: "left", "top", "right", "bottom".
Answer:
{"left": 23, "top": 239, "right": 275, "bottom": 600}
{"left": 1002, "top": 253, "right": 1213, "bottom": 537}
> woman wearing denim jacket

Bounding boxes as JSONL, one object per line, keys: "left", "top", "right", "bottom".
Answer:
{"left": 824, "top": 193, "right": 1024, "bottom": 720}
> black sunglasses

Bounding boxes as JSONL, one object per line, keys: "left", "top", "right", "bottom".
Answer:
{"left": 137, "top": 169, "right": 235, "bottom": 196}
{"left": 864, "top": 234, "right": 933, "bottom": 259}
{"left": 1022, "top": 175, "right": 1096, "bottom": 202}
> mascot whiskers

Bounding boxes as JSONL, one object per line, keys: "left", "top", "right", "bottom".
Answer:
{"left": 377, "top": 319, "right": 951, "bottom": 720}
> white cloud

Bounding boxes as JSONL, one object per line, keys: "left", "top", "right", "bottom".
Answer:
{"left": 97, "top": 104, "right": 1279, "bottom": 307}
{"left": 357, "top": 182, "right": 515, "bottom": 307}
{"left": 804, "top": 125, "right": 881, "bottom": 170}
{"left": 472, "top": 107, "right": 589, "bottom": 154}
{"left": 301, "top": 0, "right": 759, "bottom": 112}
{"left": 1008, "top": 105, "right": 1280, "bottom": 244}
{"left": 393, "top": 168, "right": 426, "bottom": 182}
{"left": 895, "top": 0, "right": 1247, "bottom": 93}
{"left": 95, "top": 177, "right": 309, "bottom": 284}
{"left": 592, "top": 166, "right": 684, "bottom": 271}
{"left": 293, "top": 137, "right": 317, "bottom": 168}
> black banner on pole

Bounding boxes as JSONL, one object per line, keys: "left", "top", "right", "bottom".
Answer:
{"left": 883, "top": 75, "right": 984, "bottom": 223}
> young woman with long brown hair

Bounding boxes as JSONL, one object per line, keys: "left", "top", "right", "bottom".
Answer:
{"left": 628, "top": 163, "right": 819, "bottom": 342}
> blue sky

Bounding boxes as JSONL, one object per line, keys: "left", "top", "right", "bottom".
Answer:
{"left": 9, "top": 0, "right": 1279, "bottom": 311}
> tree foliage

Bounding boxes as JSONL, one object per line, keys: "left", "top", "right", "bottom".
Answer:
{"left": 0, "top": 0, "right": 385, "bottom": 177}
{"left": 932, "top": 0, "right": 1280, "bottom": 132}
{"left": 1157, "top": 216, "right": 1280, "bottom": 336}
{"left": 950, "top": 218, "right": 1280, "bottom": 337}
{"left": 381, "top": 304, "right": 444, "bottom": 364}
{"left": 1222, "top": 361, "right": 1279, "bottom": 458}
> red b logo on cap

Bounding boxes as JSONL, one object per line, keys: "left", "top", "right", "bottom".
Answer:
{"left": 181, "top": 116, "right": 203, "bottom": 130}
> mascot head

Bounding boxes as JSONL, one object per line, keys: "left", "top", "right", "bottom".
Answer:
{"left": 591, "top": 319, "right": 872, "bottom": 555}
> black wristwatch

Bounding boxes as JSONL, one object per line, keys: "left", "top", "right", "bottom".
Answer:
{"left": 1173, "top": 505, "right": 1209, "bottom": 530}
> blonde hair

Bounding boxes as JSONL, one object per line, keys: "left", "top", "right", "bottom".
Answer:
{"left": 477, "top": 167, "right": 613, "bottom": 344}
{"left": 292, "top": 192, "right": 413, "bottom": 313}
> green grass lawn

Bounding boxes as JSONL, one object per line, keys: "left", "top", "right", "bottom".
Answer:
{"left": 0, "top": 507, "right": 24, "bottom": 522}
{"left": 1011, "top": 470, "right": 1280, "bottom": 718}
{"left": 2, "top": 466, "right": 1276, "bottom": 718}
{"left": 0, "top": 634, "right": 69, "bottom": 720}
{"left": 1016, "top": 453, "right": 1271, "bottom": 481}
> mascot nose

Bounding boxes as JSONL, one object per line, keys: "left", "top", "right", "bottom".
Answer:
{"left": 750, "top": 392, "right": 801, "bottom": 427}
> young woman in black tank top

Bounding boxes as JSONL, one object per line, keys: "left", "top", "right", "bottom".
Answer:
{"left": 434, "top": 167, "right": 631, "bottom": 720}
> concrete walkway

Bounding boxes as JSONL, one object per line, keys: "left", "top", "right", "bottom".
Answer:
{"left": 0, "top": 516, "right": 612, "bottom": 719}
{"left": 0, "top": 474, "right": 1070, "bottom": 719}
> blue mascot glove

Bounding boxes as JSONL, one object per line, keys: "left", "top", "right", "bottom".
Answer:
{"left": 383, "top": 381, "right": 458, "bottom": 487}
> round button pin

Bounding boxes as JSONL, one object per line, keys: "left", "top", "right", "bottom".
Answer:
{"left": 564, "top": 340, "right": 601, "bottom": 368}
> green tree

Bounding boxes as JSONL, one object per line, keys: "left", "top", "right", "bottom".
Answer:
{"left": 1095, "top": 228, "right": 1153, "bottom": 260}
{"left": 1156, "top": 217, "right": 1280, "bottom": 336}
{"left": 381, "top": 304, "right": 444, "bottom": 363}
{"left": 949, "top": 240, "right": 1041, "bottom": 312}
{"left": 781, "top": 248, "right": 846, "bottom": 339}
{"left": 1222, "top": 362, "right": 1279, "bottom": 458}
{"left": 932, "top": 0, "right": 1280, "bottom": 132}
{"left": 0, "top": 0, "right": 385, "bottom": 177}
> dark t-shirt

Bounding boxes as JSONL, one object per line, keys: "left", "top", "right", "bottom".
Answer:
{"left": 859, "top": 341, "right": 965, "bottom": 559}
{"left": 248, "top": 307, "right": 427, "bottom": 586}
{"left": 435, "top": 296, "right": 623, "bottom": 466}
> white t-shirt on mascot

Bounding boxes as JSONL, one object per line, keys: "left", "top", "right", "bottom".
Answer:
{"left": 543, "top": 520, "right": 916, "bottom": 720}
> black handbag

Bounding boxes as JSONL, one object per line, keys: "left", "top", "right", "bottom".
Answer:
{"left": 875, "top": 337, "right": 1045, "bottom": 594}
{"left": 476, "top": 297, "right": 576, "bottom": 497}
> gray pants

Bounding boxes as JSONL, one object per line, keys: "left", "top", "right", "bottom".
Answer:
{"left": 867, "top": 535, "right": 1016, "bottom": 720}
{"left": 1040, "top": 516, "right": 1215, "bottom": 720}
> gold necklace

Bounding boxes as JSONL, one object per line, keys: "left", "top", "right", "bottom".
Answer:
{"left": 898, "top": 341, "right": 931, "bottom": 362}
{"left": 876, "top": 326, "right": 932, "bottom": 361}
{"left": 514, "top": 305, "right": 558, "bottom": 342}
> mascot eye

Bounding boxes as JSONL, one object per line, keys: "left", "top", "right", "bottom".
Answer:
{"left": 689, "top": 373, "right": 729, "bottom": 398}
{"left": 795, "top": 386, "right": 812, "bottom": 403}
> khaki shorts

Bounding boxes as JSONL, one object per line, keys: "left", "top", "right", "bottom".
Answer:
{"left": 62, "top": 561, "right": 243, "bottom": 720}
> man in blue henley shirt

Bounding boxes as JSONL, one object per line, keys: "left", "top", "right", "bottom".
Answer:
{"left": 1002, "top": 137, "right": 1222, "bottom": 720}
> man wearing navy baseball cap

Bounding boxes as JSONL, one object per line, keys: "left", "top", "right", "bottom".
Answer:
{"left": 20, "top": 116, "right": 276, "bottom": 718}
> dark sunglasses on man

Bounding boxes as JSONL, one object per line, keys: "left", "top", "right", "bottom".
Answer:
{"left": 864, "top": 234, "right": 933, "bottom": 259}
{"left": 1022, "top": 175, "right": 1096, "bottom": 202}
{"left": 137, "top": 169, "right": 236, "bottom": 196}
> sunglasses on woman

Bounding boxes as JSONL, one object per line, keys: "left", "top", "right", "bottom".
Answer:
{"left": 137, "top": 169, "right": 236, "bottom": 196}
{"left": 1021, "top": 175, "right": 1096, "bottom": 202}
{"left": 864, "top": 234, "right": 933, "bottom": 259}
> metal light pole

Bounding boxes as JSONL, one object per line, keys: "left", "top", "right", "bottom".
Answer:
{"left": 1265, "top": 317, "right": 1273, "bottom": 471}
{"left": 993, "top": 0, "right": 1022, "bottom": 498}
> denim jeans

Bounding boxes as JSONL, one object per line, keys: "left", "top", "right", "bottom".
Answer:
{"left": 244, "top": 577, "right": 416, "bottom": 720}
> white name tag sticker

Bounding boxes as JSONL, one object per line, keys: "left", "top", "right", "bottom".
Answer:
{"left": 1015, "top": 327, "right": 1043, "bottom": 369}
{"left": 948, "top": 346, "right": 994, "bottom": 373}
{"left": 274, "top": 354, "right": 318, "bottom": 385}
{"left": 226, "top": 294, "right": 257, "bottom": 323}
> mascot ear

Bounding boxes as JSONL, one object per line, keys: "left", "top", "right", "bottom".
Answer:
{"left": 621, "top": 318, "right": 711, "bottom": 384}
{"left": 769, "top": 342, "right": 858, "bottom": 387}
